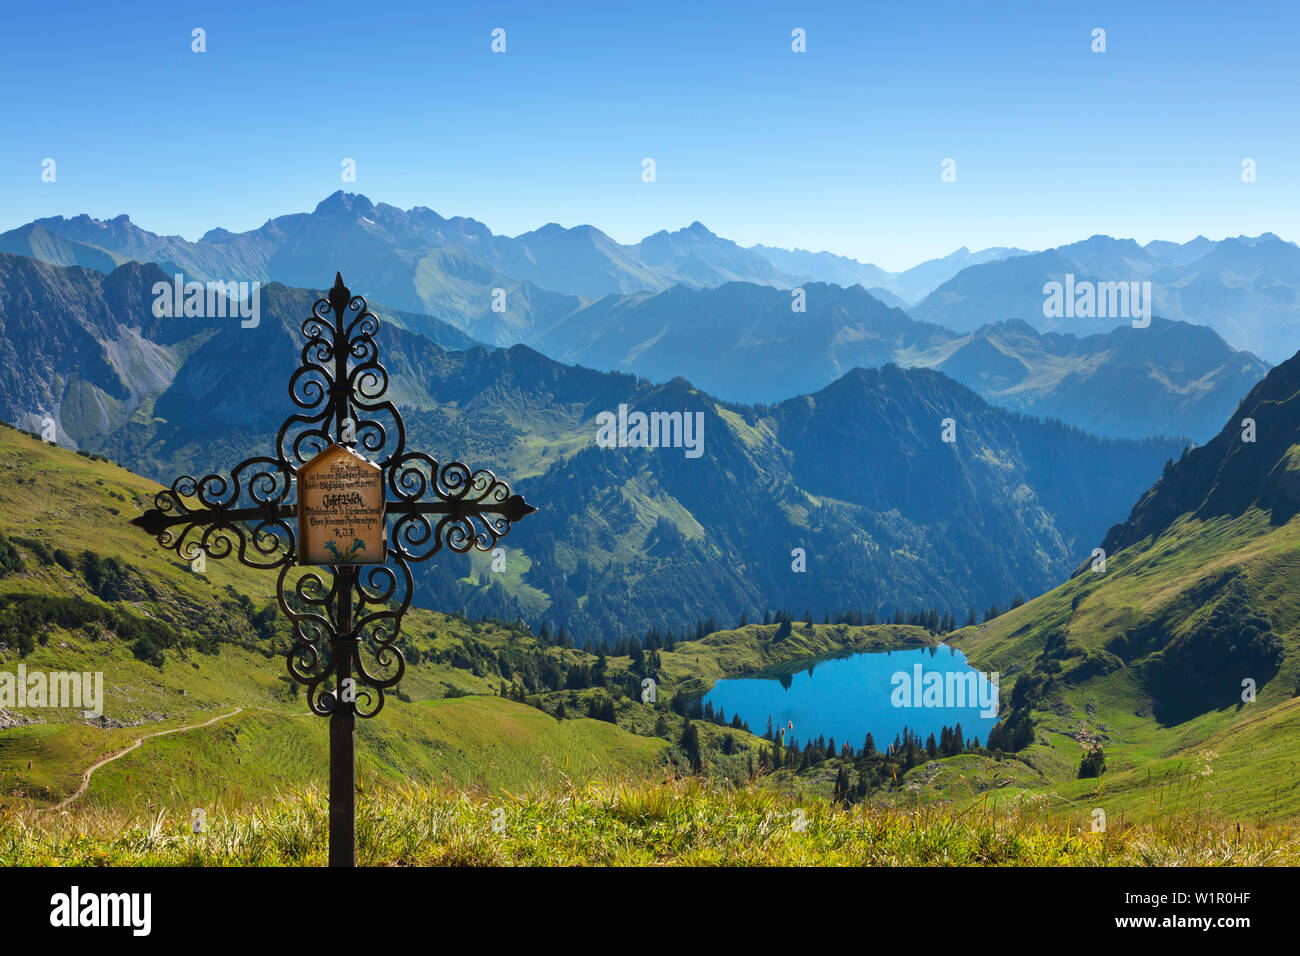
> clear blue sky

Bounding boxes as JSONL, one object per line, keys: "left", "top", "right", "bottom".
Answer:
{"left": 3, "top": 0, "right": 1296, "bottom": 270}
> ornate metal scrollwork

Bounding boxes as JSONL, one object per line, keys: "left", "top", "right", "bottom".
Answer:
{"left": 133, "top": 272, "right": 537, "bottom": 720}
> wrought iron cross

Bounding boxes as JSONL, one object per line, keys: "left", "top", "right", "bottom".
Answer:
{"left": 132, "top": 272, "right": 536, "bottom": 866}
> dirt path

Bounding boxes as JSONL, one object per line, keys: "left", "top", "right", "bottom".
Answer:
{"left": 52, "top": 707, "right": 244, "bottom": 811}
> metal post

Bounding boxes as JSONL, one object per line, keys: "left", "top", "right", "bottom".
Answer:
{"left": 328, "top": 271, "right": 356, "bottom": 868}
{"left": 329, "top": 565, "right": 356, "bottom": 867}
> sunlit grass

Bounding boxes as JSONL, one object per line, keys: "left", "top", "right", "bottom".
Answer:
{"left": 3, "top": 777, "right": 1295, "bottom": 867}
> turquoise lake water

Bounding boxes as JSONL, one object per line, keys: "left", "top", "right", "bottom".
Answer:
{"left": 701, "top": 645, "right": 1000, "bottom": 748}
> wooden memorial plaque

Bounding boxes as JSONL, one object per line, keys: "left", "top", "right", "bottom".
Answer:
{"left": 296, "top": 443, "right": 387, "bottom": 565}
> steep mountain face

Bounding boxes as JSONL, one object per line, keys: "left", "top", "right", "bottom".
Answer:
{"left": 1099, "top": 348, "right": 1300, "bottom": 556}
{"left": 0, "top": 255, "right": 1180, "bottom": 642}
{"left": 949, "top": 346, "right": 1300, "bottom": 808}
{"left": 0, "top": 255, "right": 201, "bottom": 446}
{"left": 0, "top": 253, "right": 477, "bottom": 451}
{"left": 497, "top": 365, "right": 1177, "bottom": 640}
{"left": 749, "top": 244, "right": 1030, "bottom": 304}
{"left": 910, "top": 233, "right": 1300, "bottom": 361}
{"left": 404, "top": 361, "right": 1177, "bottom": 642}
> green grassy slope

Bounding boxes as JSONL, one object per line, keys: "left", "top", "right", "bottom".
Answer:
{"left": 948, "top": 509, "right": 1300, "bottom": 822}
{"left": 0, "top": 423, "right": 667, "bottom": 809}
{"left": 6, "top": 404, "right": 1300, "bottom": 829}
{"left": 71, "top": 697, "right": 665, "bottom": 810}
{"left": 937, "top": 353, "right": 1300, "bottom": 823}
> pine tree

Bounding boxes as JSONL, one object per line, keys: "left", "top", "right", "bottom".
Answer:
{"left": 833, "top": 766, "right": 850, "bottom": 805}
{"left": 680, "top": 721, "right": 703, "bottom": 772}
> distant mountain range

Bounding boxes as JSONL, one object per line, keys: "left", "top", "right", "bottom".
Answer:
{"left": 9, "top": 196, "right": 1295, "bottom": 366}
{"left": 1, "top": 194, "right": 1289, "bottom": 437}
{"left": 909, "top": 233, "right": 1300, "bottom": 363}
{"left": 0, "top": 254, "right": 1182, "bottom": 641}
{"left": 748, "top": 244, "right": 1029, "bottom": 305}
{"left": 1, "top": 193, "right": 1031, "bottom": 308}
{"left": 3, "top": 192, "right": 789, "bottom": 299}
{"left": 531, "top": 281, "right": 1265, "bottom": 441}
{"left": 898, "top": 316, "right": 1268, "bottom": 442}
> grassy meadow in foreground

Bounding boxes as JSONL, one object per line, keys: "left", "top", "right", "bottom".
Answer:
{"left": 3, "top": 778, "right": 1297, "bottom": 867}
